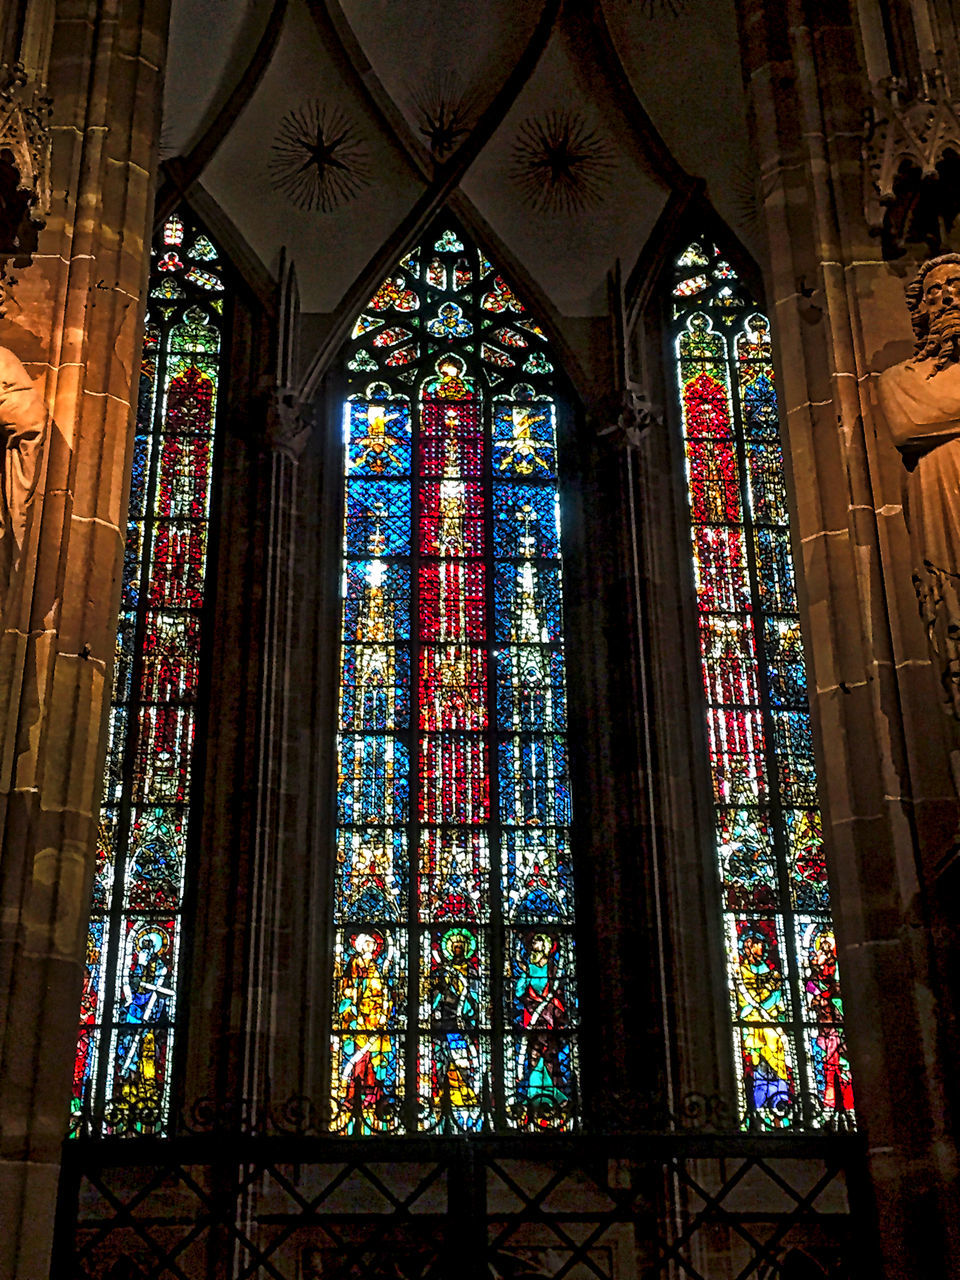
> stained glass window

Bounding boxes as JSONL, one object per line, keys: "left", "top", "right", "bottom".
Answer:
{"left": 70, "top": 213, "right": 225, "bottom": 1137}
{"left": 670, "top": 241, "right": 854, "bottom": 1130}
{"left": 332, "top": 222, "right": 578, "bottom": 1134}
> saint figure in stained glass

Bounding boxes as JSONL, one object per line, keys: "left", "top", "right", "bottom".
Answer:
{"left": 670, "top": 239, "right": 854, "bottom": 1131}
{"left": 70, "top": 212, "right": 225, "bottom": 1138}
{"left": 333, "top": 219, "right": 579, "bottom": 1135}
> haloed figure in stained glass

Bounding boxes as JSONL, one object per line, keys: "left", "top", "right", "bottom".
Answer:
{"left": 116, "top": 926, "right": 173, "bottom": 1125}
{"left": 734, "top": 927, "right": 792, "bottom": 1122}
{"left": 804, "top": 925, "right": 854, "bottom": 1119}
{"left": 430, "top": 927, "right": 482, "bottom": 1110}
{"left": 671, "top": 239, "right": 852, "bottom": 1130}
{"left": 512, "top": 931, "right": 571, "bottom": 1125}
{"left": 71, "top": 213, "right": 225, "bottom": 1136}
{"left": 334, "top": 222, "right": 578, "bottom": 1133}
{"left": 337, "top": 931, "right": 398, "bottom": 1119}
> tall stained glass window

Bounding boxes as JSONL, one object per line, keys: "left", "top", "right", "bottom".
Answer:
{"left": 71, "top": 212, "right": 226, "bottom": 1136}
{"left": 332, "top": 222, "right": 578, "bottom": 1134}
{"left": 670, "top": 240, "right": 854, "bottom": 1130}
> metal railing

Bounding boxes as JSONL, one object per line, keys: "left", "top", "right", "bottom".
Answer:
{"left": 53, "top": 1096, "right": 868, "bottom": 1280}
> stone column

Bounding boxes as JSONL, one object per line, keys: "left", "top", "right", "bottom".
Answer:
{"left": 736, "top": 1, "right": 960, "bottom": 1275}
{"left": 241, "top": 387, "right": 313, "bottom": 1116}
{"left": 0, "top": 3, "right": 169, "bottom": 1276}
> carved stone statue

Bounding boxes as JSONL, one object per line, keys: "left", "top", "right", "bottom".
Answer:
{"left": 0, "top": 342, "right": 46, "bottom": 602}
{"left": 879, "top": 253, "right": 960, "bottom": 716}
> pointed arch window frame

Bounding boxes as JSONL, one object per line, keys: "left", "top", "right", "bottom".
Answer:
{"left": 70, "top": 209, "right": 232, "bottom": 1138}
{"left": 326, "top": 215, "right": 584, "bottom": 1137}
{"left": 662, "top": 231, "right": 856, "bottom": 1132}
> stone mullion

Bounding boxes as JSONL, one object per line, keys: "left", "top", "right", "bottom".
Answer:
{"left": 242, "top": 403, "right": 308, "bottom": 1117}
{"left": 738, "top": 0, "right": 960, "bottom": 1274}
{"left": 0, "top": 2, "right": 169, "bottom": 1277}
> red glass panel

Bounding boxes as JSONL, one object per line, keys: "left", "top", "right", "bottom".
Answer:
{"left": 419, "top": 646, "right": 488, "bottom": 731}
{"left": 682, "top": 370, "right": 733, "bottom": 438}
{"left": 419, "top": 481, "right": 485, "bottom": 556}
{"left": 685, "top": 437, "right": 742, "bottom": 523}
{"left": 418, "top": 561, "right": 486, "bottom": 640}
{"left": 418, "top": 735, "right": 490, "bottom": 825}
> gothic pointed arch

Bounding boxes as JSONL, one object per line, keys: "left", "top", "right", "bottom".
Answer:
{"left": 330, "top": 217, "right": 580, "bottom": 1134}
{"left": 666, "top": 236, "right": 855, "bottom": 1130}
{"left": 71, "top": 211, "right": 231, "bottom": 1137}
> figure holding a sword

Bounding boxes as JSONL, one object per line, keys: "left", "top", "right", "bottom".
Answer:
{"left": 115, "top": 925, "right": 173, "bottom": 1125}
{"left": 512, "top": 931, "right": 570, "bottom": 1125}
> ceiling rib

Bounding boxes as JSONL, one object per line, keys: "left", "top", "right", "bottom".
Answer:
{"left": 563, "top": 0, "right": 696, "bottom": 196}
{"left": 312, "top": 0, "right": 434, "bottom": 181}
{"left": 299, "top": 0, "right": 563, "bottom": 398}
{"left": 155, "top": 0, "right": 289, "bottom": 226}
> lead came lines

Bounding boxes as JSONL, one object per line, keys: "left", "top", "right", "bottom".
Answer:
{"left": 333, "top": 223, "right": 579, "bottom": 1134}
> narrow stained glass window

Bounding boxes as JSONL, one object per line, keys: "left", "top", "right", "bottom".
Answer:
{"left": 71, "top": 212, "right": 225, "bottom": 1137}
{"left": 670, "top": 241, "right": 855, "bottom": 1130}
{"left": 332, "top": 221, "right": 579, "bottom": 1134}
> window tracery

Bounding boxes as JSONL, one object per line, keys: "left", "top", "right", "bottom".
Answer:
{"left": 670, "top": 240, "right": 855, "bottom": 1130}
{"left": 332, "top": 222, "right": 578, "bottom": 1135}
{"left": 71, "top": 212, "right": 225, "bottom": 1137}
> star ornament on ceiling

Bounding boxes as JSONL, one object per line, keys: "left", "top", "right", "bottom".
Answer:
{"left": 510, "top": 111, "right": 616, "bottom": 216}
{"left": 409, "top": 72, "right": 478, "bottom": 162}
{"left": 269, "top": 102, "right": 370, "bottom": 213}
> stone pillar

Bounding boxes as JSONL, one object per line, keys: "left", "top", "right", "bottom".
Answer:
{"left": 736, "top": 1, "right": 960, "bottom": 1275}
{"left": 0, "top": 2, "right": 169, "bottom": 1276}
{"left": 241, "top": 386, "right": 313, "bottom": 1114}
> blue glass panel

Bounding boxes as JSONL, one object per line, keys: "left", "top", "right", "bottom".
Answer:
{"left": 342, "top": 562, "right": 410, "bottom": 642}
{"left": 339, "top": 645, "right": 410, "bottom": 730}
{"left": 493, "top": 563, "right": 563, "bottom": 642}
{"left": 122, "top": 522, "right": 143, "bottom": 609}
{"left": 498, "top": 736, "right": 571, "bottom": 827}
{"left": 748, "top": 442, "right": 788, "bottom": 525}
{"left": 502, "top": 829, "right": 574, "bottom": 922}
{"left": 764, "top": 616, "right": 807, "bottom": 707}
{"left": 113, "top": 611, "right": 138, "bottom": 704}
{"left": 772, "top": 711, "right": 818, "bottom": 806}
{"left": 754, "top": 527, "right": 798, "bottom": 612}
{"left": 492, "top": 483, "right": 560, "bottom": 560}
{"left": 336, "top": 828, "right": 409, "bottom": 922}
{"left": 344, "top": 479, "right": 411, "bottom": 556}
{"left": 345, "top": 399, "right": 412, "bottom": 477}
{"left": 492, "top": 402, "right": 557, "bottom": 479}
{"left": 494, "top": 647, "right": 566, "bottom": 732}
{"left": 129, "top": 431, "right": 152, "bottom": 519}
{"left": 337, "top": 734, "right": 410, "bottom": 825}
{"left": 740, "top": 371, "right": 779, "bottom": 439}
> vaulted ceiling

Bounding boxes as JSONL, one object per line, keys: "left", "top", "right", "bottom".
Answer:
{"left": 161, "top": 0, "right": 756, "bottom": 356}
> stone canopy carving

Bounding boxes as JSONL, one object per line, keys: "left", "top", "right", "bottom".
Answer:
{"left": 0, "top": 63, "right": 51, "bottom": 268}
{"left": 879, "top": 253, "right": 960, "bottom": 716}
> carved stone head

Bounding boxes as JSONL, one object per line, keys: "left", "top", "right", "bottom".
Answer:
{"left": 905, "top": 253, "right": 960, "bottom": 367}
